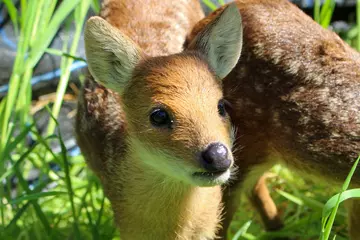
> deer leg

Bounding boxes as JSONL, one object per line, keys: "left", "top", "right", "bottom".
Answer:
{"left": 248, "top": 174, "right": 284, "bottom": 231}
{"left": 219, "top": 172, "right": 283, "bottom": 239}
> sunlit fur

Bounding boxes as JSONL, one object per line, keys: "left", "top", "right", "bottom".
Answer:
{"left": 187, "top": 0, "right": 360, "bottom": 239}
{"left": 122, "top": 55, "right": 234, "bottom": 185}
{"left": 76, "top": 1, "right": 243, "bottom": 239}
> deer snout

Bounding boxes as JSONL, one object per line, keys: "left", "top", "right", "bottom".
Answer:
{"left": 201, "top": 143, "right": 231, "bottom": 172}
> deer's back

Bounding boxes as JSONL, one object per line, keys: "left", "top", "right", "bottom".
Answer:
{"left": 189, "top": 0, "right": 360, "bottom": 183}
{"left": 101, "top": 0, "right": 204, "bottom": 56}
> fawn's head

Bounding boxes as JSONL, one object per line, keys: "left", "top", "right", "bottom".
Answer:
{"left": 84, "top": 4, "right": 242, "bottom": 186}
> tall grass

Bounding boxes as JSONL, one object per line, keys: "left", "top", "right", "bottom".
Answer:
{"left": 357, "top": 0, "right": 360, "bottom": 50}
{"left": 0, "top": 0, "right": 113, "bottom": 239}
{"left": 314, "top": 0, "right": 336, "bottom": 28}
{"left": 0, "top": 0, "right": 359, "bottom": 239}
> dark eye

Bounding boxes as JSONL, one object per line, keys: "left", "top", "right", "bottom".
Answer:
{"left": 218, "top": 99, "right": 227, "bottom": 117}
{"left": 150, "top": 108, "right": 173, "bottom": 128}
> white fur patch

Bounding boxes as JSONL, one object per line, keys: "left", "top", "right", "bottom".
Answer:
{"left": 128, "top": 137, "right": 231, "bottom": 187}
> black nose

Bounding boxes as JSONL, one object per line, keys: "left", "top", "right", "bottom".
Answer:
{"left": 201, "top": 143, "right": 231, "bottom": 172}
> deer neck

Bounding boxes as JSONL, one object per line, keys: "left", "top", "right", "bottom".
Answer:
{"left": 107, "top": 138, "right": 222, "bottom": 240}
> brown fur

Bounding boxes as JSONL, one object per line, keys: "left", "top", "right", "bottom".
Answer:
{"left": 100, "top": 0, "right": 204, "bottom": 56}
{"left": 77, "top": 59, "right": 225, "bottom": 239}
{"left": 186, "top": 0, "right": 360, "bottom": 239}
{"left": 75, "top": 1, "right": 243, "bottom": 239}
{"left": 76, "top": 0, "right": 204, "bottom": 177}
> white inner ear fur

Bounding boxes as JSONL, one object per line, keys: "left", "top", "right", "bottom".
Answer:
{"left": 189, "top": 3, "right": 243, "bottom": 79}
{"left": 84, "top": 16, "right": 142, "bottom": 94}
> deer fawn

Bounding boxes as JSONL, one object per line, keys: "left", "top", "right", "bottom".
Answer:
{"left": 75, "top": 0, "right": 243, "bottom": 239}
{"left": 187, "top": 0, "right": 360, "bottom": 239}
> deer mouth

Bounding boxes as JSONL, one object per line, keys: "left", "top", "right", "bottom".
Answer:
{"left": 191, "top": 169, "right": 230, "bottom": 186}
{"left": 193, "top": 170, "right": 227, "bottom": 178}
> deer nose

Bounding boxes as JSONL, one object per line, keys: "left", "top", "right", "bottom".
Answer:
{"left": 201, "top": 143, "right": 231, "bottom": 172}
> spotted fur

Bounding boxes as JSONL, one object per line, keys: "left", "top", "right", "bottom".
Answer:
{"left": 187, "top": 0, "right": 360, "bottom": 239}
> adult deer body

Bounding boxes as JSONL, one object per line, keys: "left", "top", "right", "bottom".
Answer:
{"left": 75, "top": 0, "right": 243, "bottom": 239}
{"left": 187, "top": 0, "right": 360, "bottom": 239}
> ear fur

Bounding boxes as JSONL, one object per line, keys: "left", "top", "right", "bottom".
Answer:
{"left": 84, "top": 16, "right": 143, "bottom": 94}
{"left": 188, "top": 3, "right": 243, "bottom": 79}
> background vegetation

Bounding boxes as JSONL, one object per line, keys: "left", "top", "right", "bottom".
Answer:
{"left": 0, "top": 0, "right": 359, "bottom": 239}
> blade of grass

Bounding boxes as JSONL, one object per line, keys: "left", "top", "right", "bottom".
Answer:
{"left": 322, "top": 189, "right": 360, "bottom": 221}
{"left": 76, "top": 181, "right": 93, "bottom": 217}
{"left": 314, "top": 0, "right": 321, "bottom": 23}
{"left": 320, "top": 0, "right": 336, "bottom": 28}
{"left": 14, "top": 167, "right": 52, "bottom": 235}
{"left": 28, "top": 0, "right": 81, "bottom": 68}
{"left": 0, "top": 132, "right": 60, "bottom": 185}
{"left": 30, "top": 129, "right": 62, "bottom": 165}
{"left": 4, "top": 134, "right": 59, "bottom": 232}
{"left": 0, "top": 1, "right": 38, "bottom": 226}
{"left": 91, "top": 0, "right": 100, "bottom": 14}
{"left": 276, "top": 189, "right": 304, "bottom": 206}
{"left": 258, "top": 231, "right": 304, "bottom": 240}
{"left": 20, "top": 0, "right": 27, "bottom": 28}
{"left": 1, "top": 123, "right": 35, "bottom": 163}
{"left": 232, "top": 220, "right": 252, "bottom": 240}
{"left": 5, "top": 201, "right": 31, "bottom": 231}
{"left": 0, "top": 0, "right": 81, "bottom": 176}
{"left": 47, "top": 106, "right": 81, "bottom": 239}
{"left": 59, "top": 129, "right": 81, "bottom": 239}
{"left": 1, "top": 0, "right": 37, "bottom": 138}
{"left": 16, "top": 0, "right": 47, "bottom": 130}
{"left": 41, "top": 1, "right": 58, "bottom": 33}
{"left": 10, "top": 191, "right": 67, "bottom": 205}
{"left": 95, "top": 194, "right": 105, "bottom": 229}
{"left": 3, "top": 0, "right": 19, "bottom": 34}
{"left": 84, "top": 202, "right": 100, "bottom": 240}
{"left": 282, "top": 211, "right": 323, "bottom": 231}
{"left": 357, "top": 0, "right": 360, "bottom": 51}
{"left": 0, "top": 136, "right": 45, "bottom": 183}
{"left": 46, "top": 0, "right": 91, "bottom": 136}
{"left": 45, "top": 48, "right": 87, "bottom": 62}
{"left": 202, "top": 0, "right": 217, "bottom": 11}
{"left": 321, "top": 155, "right": 360, "bottom": 240}
{"left": 320, "top": 0, "right": 332, "bottom": 21}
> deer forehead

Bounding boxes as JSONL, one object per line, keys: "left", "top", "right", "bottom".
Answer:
{"left": 128, "top": 54, "right": 224, "bottom": 105}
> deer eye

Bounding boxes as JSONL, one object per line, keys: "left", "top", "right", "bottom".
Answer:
{"left": 150, "top": 108, "right": 173, "bottom": 128}
{"left": 218, "top": 99, "right": 227, "bottom": 117}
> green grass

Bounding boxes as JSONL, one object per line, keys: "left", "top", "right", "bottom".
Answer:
{"left": 0, "top": 0, "right": 359, "bottom": 239}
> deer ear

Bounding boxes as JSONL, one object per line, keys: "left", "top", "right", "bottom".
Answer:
{"left": 84, "top": 16, "right": 143, "bottom": 94}
{"left": 188, "top": 3, "right": 243, "bottom": 79}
